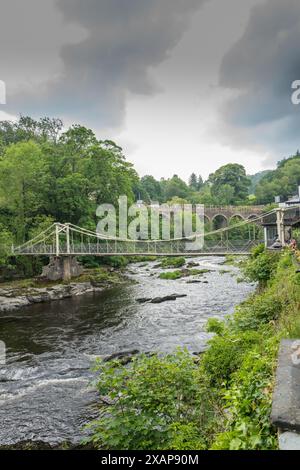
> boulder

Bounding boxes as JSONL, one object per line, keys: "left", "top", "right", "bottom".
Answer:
{"left": 136, "top": 293, "right": 187, "bottom": 304}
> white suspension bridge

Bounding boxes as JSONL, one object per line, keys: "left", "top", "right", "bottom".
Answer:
{"left": 12, "top": 211, "right": 277, "bottom": 258}
{"left": 10, "top": 206, "right": 299, "bottom": 280}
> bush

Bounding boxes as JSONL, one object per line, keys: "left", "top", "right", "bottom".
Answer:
{"left": 243, "top": 247, "right": 280, "bottom": 286}
{"left": 86, "top": 248, "right": 298, "bottom": 450}
{"left": 211, "top": 346, "right": 278, "bottom": 450}
{"left": 100, "top": 256, "right": 129, "bottom": 268}
{"left": 232, "top": 292, "right": 283, "bottom": 331}
{"left": 206, "top": 318, "right": 225, "bottom": 336}
{"left": 79, "top": 256, "right": 102, "bottom": 269}
{"left": 251, "top": 243, "right": 265, "bottom": 258}
{"left": 86, "top": 349, "right": 215, "bottom": 450}
{"left": 201, "top": 330, "right": 263, "bottom": 386}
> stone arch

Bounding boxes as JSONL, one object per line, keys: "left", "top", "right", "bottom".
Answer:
{"left": 229, "top": 214, "right": 245, "bottom": 224}
{"left": 212, "top": 214, "right": 228, "bottom": 230}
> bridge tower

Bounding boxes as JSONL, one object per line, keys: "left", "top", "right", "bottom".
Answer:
{"left": 276, "top": 208, "right": 286, "bottom": 246}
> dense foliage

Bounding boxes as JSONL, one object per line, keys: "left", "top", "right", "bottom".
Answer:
{"left": 0, "top": 116, "right": 140, "bottom": 277}
{"left": 140, "top": 152, "right": 300, "bottom": 206}
{"left": 0, "top": 114, "right": 300, "bottom": 280}
{"left": 88, "top": 247, "right": 300, "bottom": 450}
{"left": 255, "top": 151, "right": 300, "bottom": 204}
{"left": 86, "top": 350, "right": 213, "bottom": 450}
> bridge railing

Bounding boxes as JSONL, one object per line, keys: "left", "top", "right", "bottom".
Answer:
{"left": 13, "top": 239, "right": 264, "bottom": 256}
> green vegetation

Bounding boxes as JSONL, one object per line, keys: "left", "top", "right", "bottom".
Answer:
{"left": 0, "top": 117, "right": 139, "bottom": 280}
{"left": 159, "top": 268, "right": 210, "bottom": 280}
{"left": 159, "top": 270, "right": 183, "bottom": 280}
{"left": 255, "top": 151, "right": 300, "bottom": 204}
{"left": 139, "top": 151, "right": 300, "bottom": 207}
{"left": 1, "top": 115, "right": 300, "bottom": 282}
{"left": 248, "top": 170, "right": 271, "bottom": 195}
{"left": 223, "top": 254, "right": 243, "bottom": 266}
{"left": 242, "top": 243, "right": 280, "bottom": 287}
{"left": 160, "top": 257, "right": 186, "bottom": 268}
{"left": 0, "top": 267, "right": 124, "bottom": 294}
{"left": 85, "top": 349, "right": 212, "bottom": 450}
{"left": 87, "top": 247, "right": 300, "bottom": 450}
{"left": 87, "top": 268, "right": 124, "bottom": 285}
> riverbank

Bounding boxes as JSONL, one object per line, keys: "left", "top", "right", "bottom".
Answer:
{"left": 0, "top": 255, "right": 254, "bottom": 449}
{"left": 87, "top": 247, "right": 300, "bottom": 450}
{"left": 0, "top": 267, "right": 128, "bottom": 313}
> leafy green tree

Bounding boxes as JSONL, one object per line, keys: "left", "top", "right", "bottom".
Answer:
{"left": 28, "top": 215, "right": 56, "bottom": 240}
{"left": 214, "top": 184, "right": 235, "bottom": 205}
{"left": 59, "top": 124, "right": 97, "bottom": 173}
{"left": 84, "top": 144, "right": 138, "bottom": 206}
{"left": 0, "top": 116, "right": 63, "bottom": 149}
{"left": 188, "top": 173, "right": 198, "bottom": 191}
{"left": 0, "top": 224, "right": 13, "bottom": 265}
{"left": 0, "top": 141, "right": 47, "bottom": 242}
{"left": 255, "top": 154, "right": 300, "bottom": 204}
{"left": 55, "top": 174, "right": 91, "bottom": 224}
{"left": 197, "top": 174, "right": 204, "bottom": 190}
{"left": 140, "top": 175, "right": 162, "bottom": 202}
{"left": 164, "top": 175, "right": 190, "bottom": 201}
{"left": 209, "top": 164, "right": 250, "bottom": 204}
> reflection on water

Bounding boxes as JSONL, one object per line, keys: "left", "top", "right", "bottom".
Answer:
{"left": 0, "top": 257, "right": 254, "bottom": 447}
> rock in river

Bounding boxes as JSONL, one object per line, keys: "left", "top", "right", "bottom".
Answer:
{"left": 136, "top": 293, "right": 187, "bottom": 304}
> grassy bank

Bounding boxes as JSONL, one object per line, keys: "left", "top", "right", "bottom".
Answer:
{"left": 0, "top": 266, "right": 128, "bottom": 295}
{"left": 86, "top": 246, "right": 300, "bottom": 450}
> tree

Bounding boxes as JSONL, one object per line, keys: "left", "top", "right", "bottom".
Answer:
{"left": 188, "top": 173, "right": 198, "bottom": 191}
{"left": 0, "top": 116, "right": 63, "bottom": 149}
{"left": 84, "top": 144, "right": 138, "bottom": 207}
{"left": 140, "top": 175, "right": 162, "bottom": 202}
{"left": 215, "top": 184, "right": 235, "bottom": 205}
{"left": 164, "top": 175, "right": 190, "bottom": 201}
{"left": 0, "top": 115, "right": 145, "bottom": 277}
{"left": 0, "top": 224, "right": 13, "bottom": 265}
{"left": 197, "top": 175, "right": 204, "bottom": 190}
{"left": 209, "top": 164, "right": 250, "bottom": 203}
{"left": 0, "top": 141, "right": 47, "bottom": 242}
{"left": 59, "top": 124, "right": 97, "bottom": 173}
{"left": 255, "top": 152, "right": 300, "bottom": 204}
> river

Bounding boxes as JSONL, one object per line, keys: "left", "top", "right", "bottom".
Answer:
{"left": 0, "top": 256, "right": 255, "bottom": 448}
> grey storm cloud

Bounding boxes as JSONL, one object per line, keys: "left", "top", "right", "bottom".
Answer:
{"left": 4, "top": 0, "right": 208, "bottom": 128}
{"left": 219, "top": 0, "right": 300, "bottom": 156}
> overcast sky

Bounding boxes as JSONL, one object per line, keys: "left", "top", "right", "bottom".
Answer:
{"left": 1, "top": 0, "right": 300, "bottom": 180}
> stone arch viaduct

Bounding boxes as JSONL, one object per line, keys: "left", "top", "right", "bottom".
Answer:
{"left": 203, "top": 205, "right": 265, "bottom": 229}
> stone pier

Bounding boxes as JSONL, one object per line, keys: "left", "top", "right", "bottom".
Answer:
{"left": 41, "top": 256, "right": 83, "bottom": 281}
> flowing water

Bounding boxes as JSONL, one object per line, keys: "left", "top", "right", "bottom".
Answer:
{"left": 0, "top": 257, "right": 255, "bottom": 447}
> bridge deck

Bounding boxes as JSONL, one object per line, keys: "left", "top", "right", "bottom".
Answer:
{"left": 16, "top": 252, "right": 250, "bottom": 257}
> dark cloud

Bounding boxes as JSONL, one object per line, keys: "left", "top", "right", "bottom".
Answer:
{"left": 219, "top": 0, "right": 300, "bottom": 158}
{"left": 5, "top": 0, "right": 208, "bottom": 128}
